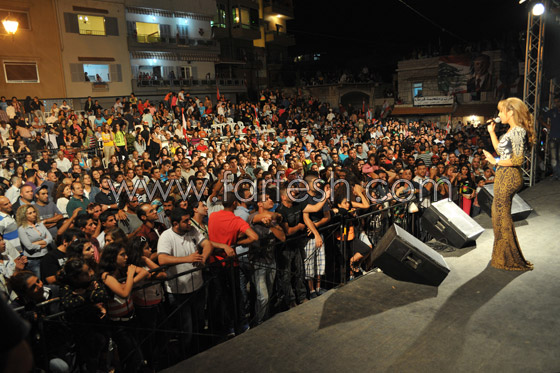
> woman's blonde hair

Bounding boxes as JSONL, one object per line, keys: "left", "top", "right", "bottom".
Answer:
{"left": 498, "top": 97, "right": 536, "bottom": 146}
{"left": 16, "top": 204, "right": 38, "bottom": 227}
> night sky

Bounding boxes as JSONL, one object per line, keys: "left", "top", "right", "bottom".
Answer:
{"left": 288, "top": 0, "right": 539, "bottom": 73}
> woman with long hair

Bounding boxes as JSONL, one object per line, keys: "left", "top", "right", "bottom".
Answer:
{"left": 482, "top": 97, "right": 535, "bottom": 271}
{"left": 1, "top": 158, "right": 17, "bottom": 178}
{"left": 58, "top": 258, "right": 108, "bottom": 373}
{"left": 457, "top": 164, "right": 476, "bottom": 215}
{"left": 114, "top": 123, "right": 128, "bottom": 162}
{"left": 127, "top": 236, "right": 166, "bottom": 370}
{"left": 101, "top": 123, "right": 115, "bottom": 166}
{"left": 99, "top": 242, "right": 148, "bottom": 373}
{"left": 16, "top": 204, "right": 53, "bottom": 278}
{"left": 55, "top": 183, "right": 72, "bottom": 218}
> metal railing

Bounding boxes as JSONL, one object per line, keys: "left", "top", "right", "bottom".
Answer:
{"left": 11, "top": 202, "right": 415, "bottom": 371}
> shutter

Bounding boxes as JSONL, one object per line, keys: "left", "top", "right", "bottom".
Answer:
{"left": 64, "top": 12, "right": 79, "bottom": 33}
{"left": 191, "top": 66, "right": 198, "bottom": 79}
{"left": 105, "top": 17, "right": 119, "bottom": 36}
{"left": 160, "top": 24, "right": 171, "bottom": 38}
{"left": 131, "top": 65, "right": 139, "bottom": 79}
{"left": 110, "top": 64, "right": 122, "bottom": 82}
{"left": 126, "top": 21, "right": 135, "bottom": 36}
{"left": 163, "top": 66, "right": 172, "bottom": 79}
{"left": 177, "top": 24, "right": 188, "bottom": 37}
{"left": 70, "top": 63, "right": 84, "bottom": 82}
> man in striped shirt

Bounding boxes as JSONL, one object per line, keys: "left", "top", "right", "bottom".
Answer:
{"left": 0, "top": 196, "right": 20, "bottom": 252}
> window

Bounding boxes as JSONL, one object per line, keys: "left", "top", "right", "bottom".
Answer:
{"left": 0, "top": 10, "right": 30, "bottom": 32}
{"left": 83, "top": 64, "right": 110, "bottom": 82}
{"left": 135, "top": 22, "right": 160, "bottom": 43}
{"left": 77, "top": 14, "right": 105, "bottom": 35}
{"left": 413, "top": 82, "right": 423, "bottom": 98}
{"left": 4, "top": 62, "right": 39, "bottom": 83}
{"left": 179, "top": 66, "right": 192, "bottom": 80}
{"left": 213, "top": 4, "right": 226, "bottom": 28}
{"left": 232, "top": 7, "right": 258, "bottom": 30}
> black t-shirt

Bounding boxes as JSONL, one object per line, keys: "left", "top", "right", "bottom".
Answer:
{"left": 299, "top": 192, "right": 329, "bottom": 223}
{"left": 40, "top": 249, "right": 67, "bottom": 282}
{"left": 276, "top": 202, "right": 304, "bottom": 236}
{"left": 95, "top": 189, "right": 117, "bottom": 206}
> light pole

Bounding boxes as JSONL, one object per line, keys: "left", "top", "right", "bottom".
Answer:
{"left": 522, "top": 0, "right": 547, "bottom": 186}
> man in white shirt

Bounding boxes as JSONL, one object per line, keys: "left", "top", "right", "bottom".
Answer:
{"left": 157, "top": 208, "right": 214, "bottom": 354}
{"left": 55, "top": 151, "right": 72, "bottom": 173}
{"left": 0, "top": 121, "right": 10, "bottom": 143}
{"left": 5, "top": 176, "right": 21, "bottom": 204}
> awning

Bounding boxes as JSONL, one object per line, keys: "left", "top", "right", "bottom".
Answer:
{"left": 391, "top": 106, "right": 454, "bottom": 116}
{"left": 131, "top": 51, "right": 219, "bottom": 62}
{"left": 453, "top": 103, "right": 498, "bottom": 118}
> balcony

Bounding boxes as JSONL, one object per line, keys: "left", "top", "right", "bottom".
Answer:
{"left": 132, "top": 78, "right": 247, "bottom": 95}
{"left": 127, "top": 35, "right": 220, "bottom": 53}
{"left": 265, "top": 31, "right": 295, "bottom": 47}
{"left": 231, "top": 26, "right": 261, "bottom": 41}
{"left": 264, "top": 0, "right": 294, "bottom": 19}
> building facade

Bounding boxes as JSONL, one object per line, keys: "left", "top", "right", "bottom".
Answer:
{"left": 0, "top": 0, "right": 66, "bottom": 99}
{"left": 55, "top": 0, "right": 132, "bottom": 100}
{"left": 212, "top": 0, "right": 294, "bottom": 95}
{"left": 394, "top": 50, "right": 522, "bottom": 127}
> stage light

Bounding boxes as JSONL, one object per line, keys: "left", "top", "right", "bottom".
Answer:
{"left": 532, "top": 2, "right": 545, "bottom": 15}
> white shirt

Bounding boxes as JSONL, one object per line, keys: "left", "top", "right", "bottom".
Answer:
{"left": 157, "top": 227, "right": 204, "bottom": 294}
{"left": 5, "top": 186, "right": 20, "bottom": 204}
{"left": 0, "top": 125, "right": 10, "bottom": 142}
{"left": 56, "top": 157, "right": 72, "bottom": 173}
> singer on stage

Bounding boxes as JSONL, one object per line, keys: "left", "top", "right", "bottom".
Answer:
{"left": 482, "top": 97, "right": 536, "bottom": 271}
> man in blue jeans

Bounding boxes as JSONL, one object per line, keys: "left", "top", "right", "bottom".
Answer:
{"left": 248, "top": 192, "right": 286, "bottom": 326}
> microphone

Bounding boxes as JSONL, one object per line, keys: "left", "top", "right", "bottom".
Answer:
{"left": 474, "top": 117, "right": 501, "bottom": 128}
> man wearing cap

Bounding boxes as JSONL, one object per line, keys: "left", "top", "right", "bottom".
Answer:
{"left": 33, "top": 185, "right": 64, "bottom": 238}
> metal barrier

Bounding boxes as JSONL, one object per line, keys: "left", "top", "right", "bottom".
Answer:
{"left": 12, "top": 201, "right": 415, "bottom": 371}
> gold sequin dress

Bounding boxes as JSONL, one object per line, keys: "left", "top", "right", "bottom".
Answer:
{"left": 491, "top": 126, "right": 533, "bottom": 270}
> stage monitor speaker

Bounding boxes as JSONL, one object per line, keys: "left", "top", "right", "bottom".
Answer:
{"left": 370, "top": 224, "right": 450, "bottom": 286}
{"left": 477, "top": 184, "right": 533, "bottom": 221}
{"left": 421, "top": 200, "right": 485, "bottom": 248}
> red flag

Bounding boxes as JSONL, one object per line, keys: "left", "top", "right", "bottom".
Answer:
{"left": 182, "top": 108, "right": 188, "bottom": 140}
{"left": 446, "top": 114, "right": 451, "bottom": 134}
{"left": 254, "top": 106, "right": 260, "bottom": 127}
{"left": 216, "top": 83, "right": 221, "bottom": 101}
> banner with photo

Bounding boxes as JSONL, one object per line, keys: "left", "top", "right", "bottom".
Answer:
{"left": 438, "top": 53, "right": 494, "bottom": 95}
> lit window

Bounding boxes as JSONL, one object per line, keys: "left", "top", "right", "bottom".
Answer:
{"left": 213, "top": 4, "right": 226, "bottom": 28}
{"left": 413, "top": 82, "right": 423, "bottom": 98}
{"left": 77, "top": 14, "right": 105, "bottom": 35}
{"left": 4, "top": 62, "right": 39, "bottom": 83}
{"left": 233, "top": 7, "right": 255, "bottom": 29}
{"left": 83, "top": 64, "right": 110, "bottom": 82}
{"left": 135, "top": 22, "right": 160, "bottom": 43}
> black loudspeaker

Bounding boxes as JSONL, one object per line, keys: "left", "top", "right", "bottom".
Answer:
{"left": 371, "top": 224, "right": 450, "bottom": 286}
{"left": 477, "top": 184, "right": 533, "bottom": 221}
{"left": 421, "top": 200, "right": 485, "bottom": 248}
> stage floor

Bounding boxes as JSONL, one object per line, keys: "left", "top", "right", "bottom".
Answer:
{"left": 164, "top": 179, "right": 560, "bottom": 373}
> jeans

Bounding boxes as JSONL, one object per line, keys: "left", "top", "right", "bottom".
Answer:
{"left": 26, "top": 257, "right": 42, "bottom": 278}
{"left": 167, "top": 290, "right": 205, "bottom": 358}
{"left": 207, "top": 265, "right": 246, "bottom": 339}
{"left": 276, "top": 243, "right": 307, "bottom": 306}
{"left": 252, "top": 259, "right": 276, "bottom": 325}
{"left": 550, "top": 138, "right": 560, "bottom": 178}
{"left": 238, "top": 256, "right": 253, "bottom": 318}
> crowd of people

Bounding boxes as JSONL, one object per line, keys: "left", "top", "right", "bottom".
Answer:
{"left": 0, "top": 89, "right": 500, "bottom": 372}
